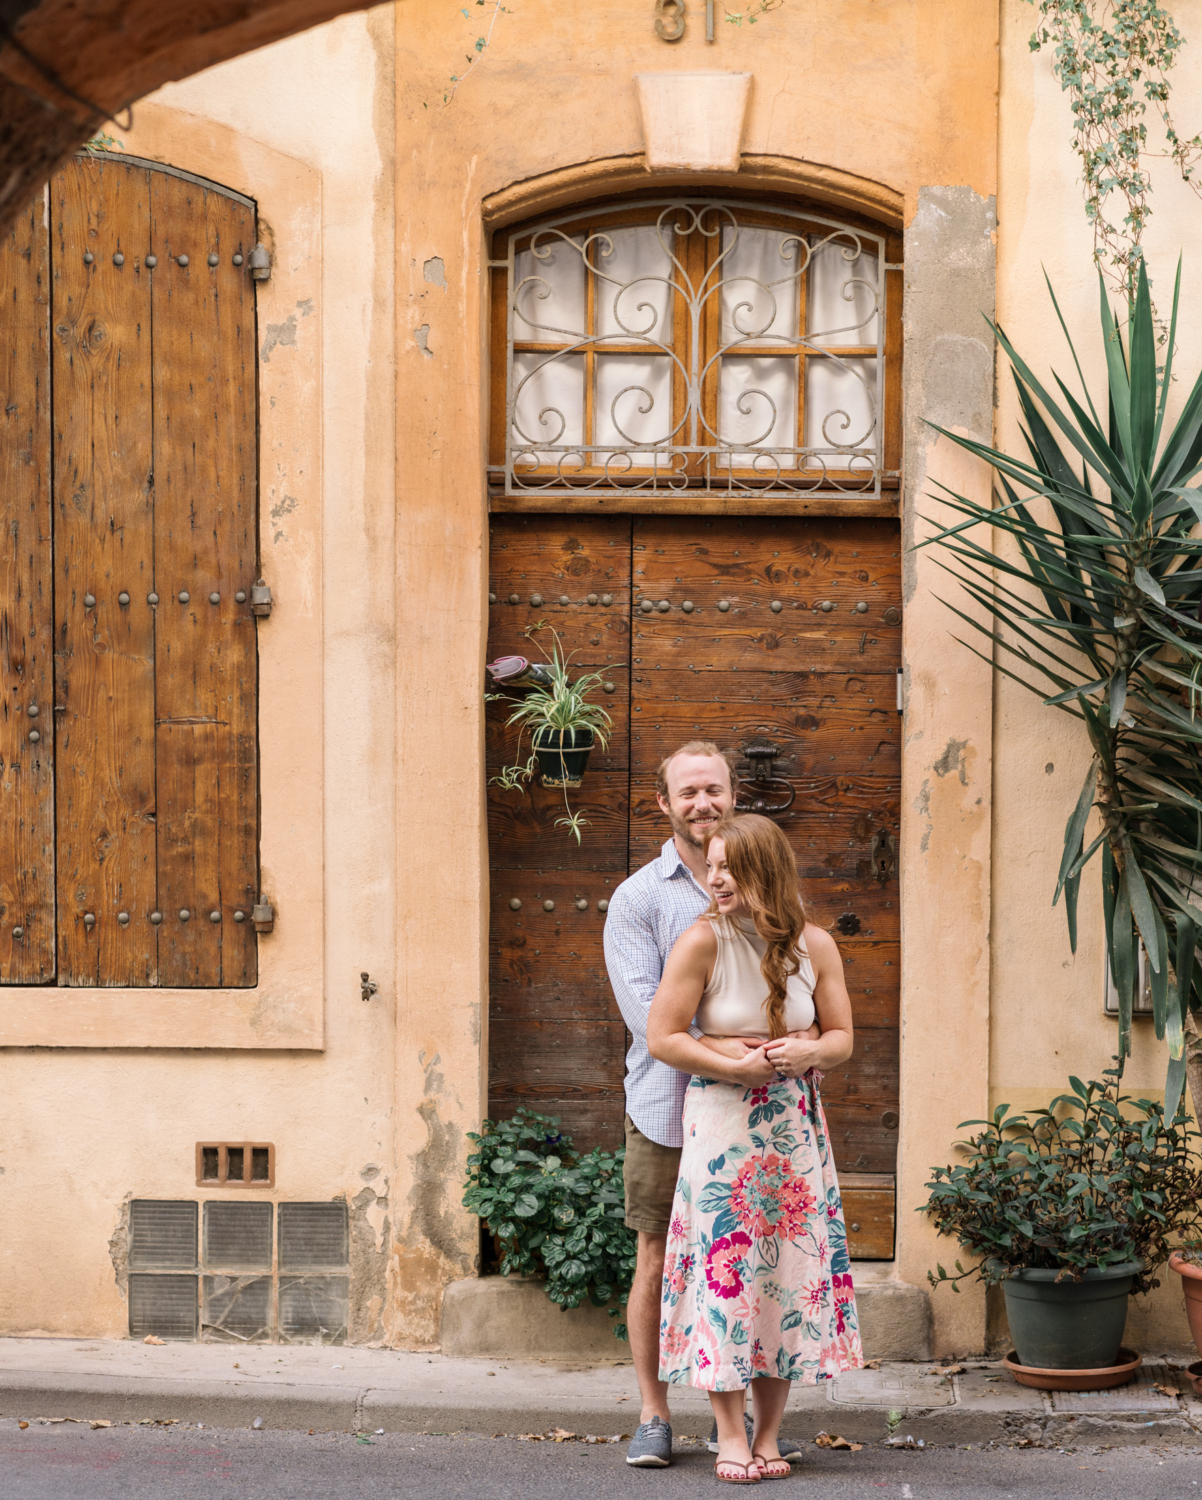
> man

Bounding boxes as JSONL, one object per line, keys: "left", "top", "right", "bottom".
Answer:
{"left": 603, "top": 740, "right": 810, "bottom": 1469}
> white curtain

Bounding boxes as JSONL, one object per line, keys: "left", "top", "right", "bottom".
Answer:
{"left": 718, "top": 356, "right": 798, "bottom": 463}
{"left": 594, "top": 226, "right": 674, "bottom": 343}
{"left": 807, "top": 241, "right": 880, "bottom": 348}
{"left": 719, "top": 225, "right": 802, "bottom": 344}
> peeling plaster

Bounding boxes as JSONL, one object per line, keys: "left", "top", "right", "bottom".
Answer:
{"left": 414, "top": 323, "right": 434, "bottom": 359}
{"left": 260, "top": 314, "right": 298, "bottom": 363}
{"left": 388, "top": 1052, "right": 475, "bottom": 1346}
{"left": 915, "top": 779, "right": 932, "bottom": 854}
{"left": 350, "top": 1181, "right": 391, "bottom": 1344}
{"left": 270, "top": 494, "right": 299, "bottom": 521}
{"left": 422, "top": 256, "right": 446, "bottom": 288}
{"left": 108, "top": 1194, "right": 132, "bottom": 1304}
{"left": 933, "top": 737, "right": 970, "bottom": 786}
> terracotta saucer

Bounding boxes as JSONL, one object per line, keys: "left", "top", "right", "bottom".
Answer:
{"left": 1002, "top": 1347, "right": 1141, "bottom": 1391}
{"left": 1184, "top": 1361, "right": 1202, "bottom": 1399}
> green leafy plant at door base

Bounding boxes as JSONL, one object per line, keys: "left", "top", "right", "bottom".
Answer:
{"left": 463, "top": 1109, "right": 637, "bottom": 1338}
{"left": 920, "top": 257, "right": 1202, "bottom": 1124}
{"left": 921, "top": 1065, "right": 1202, "bottom": 1293}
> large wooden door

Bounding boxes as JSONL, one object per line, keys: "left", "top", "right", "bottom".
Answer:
{"left": 487, "top": 514, "right": 901, "bottom": 1249}
{"left": 486, "top": 516, "right": 634, "bottom": 1149}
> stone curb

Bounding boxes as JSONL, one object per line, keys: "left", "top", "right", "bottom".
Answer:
{"left": 3, "top": 1369, "right": 1201, "bottom": 1447}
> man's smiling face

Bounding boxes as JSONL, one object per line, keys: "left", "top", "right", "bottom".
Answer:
{"left": 657, "top": 751, "right": 734, "bottom": 849}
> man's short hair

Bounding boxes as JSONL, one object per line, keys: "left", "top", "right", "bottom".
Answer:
{"left": 655, "top": 740, "right": 737, "bottom": 801}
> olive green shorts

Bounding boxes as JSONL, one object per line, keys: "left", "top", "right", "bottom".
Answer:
{"left": 623, "top": 1114, "right": 683, "bottom": 1235}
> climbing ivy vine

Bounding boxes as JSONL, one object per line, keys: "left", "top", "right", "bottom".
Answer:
{"left": 1027, "top": 0, "right": 1202, "bottom": 303}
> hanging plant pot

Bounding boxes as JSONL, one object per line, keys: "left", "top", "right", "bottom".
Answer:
{"left": 1168, "top": 1252, "right": 1202, "bottom": 1358}
{"left": 999, "top": 1260, "right": 1142, "bottom": 1373}
{"left": 533, "top": 726, "right": 594, "bottom": 788}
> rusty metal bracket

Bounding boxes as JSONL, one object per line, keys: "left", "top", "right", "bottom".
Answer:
{"left": 734, "top": 739, "right": 796, "bottom": 816}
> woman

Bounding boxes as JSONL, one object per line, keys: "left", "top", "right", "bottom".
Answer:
{"left": 647, "top": 814, "right": 862, "bottom": 1484}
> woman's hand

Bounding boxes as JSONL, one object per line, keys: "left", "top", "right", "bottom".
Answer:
{"left": 763, "top": 1034, "right": 824, "bottom": 1078}
{"left": 726, "top": 1043, "right": 778, "bottom": 1086}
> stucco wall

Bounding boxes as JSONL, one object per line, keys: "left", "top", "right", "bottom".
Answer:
{"left": 0, "top": 9, "right": 399, "bottom": 1338}
{"left": 4, "top": 0, "right": 1198, "bottom": 1357}
{"left": 986, "top": 0, "right": 1202, "bottom": 1352}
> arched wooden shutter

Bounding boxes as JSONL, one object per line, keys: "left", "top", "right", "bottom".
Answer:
{"left": 1, "top": 154, "right": 260, "bottom": 987}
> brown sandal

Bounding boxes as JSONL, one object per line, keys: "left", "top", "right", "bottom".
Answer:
{"left": 753, "top": 1452, "right": 792, "bottom": 1481}
{"left": 715, "top": 1458, "right": 762, "bottom": 1484}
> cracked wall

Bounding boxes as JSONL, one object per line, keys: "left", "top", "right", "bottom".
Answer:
{"left": 897, "top": 182, "right": 997, "bottom": 1356}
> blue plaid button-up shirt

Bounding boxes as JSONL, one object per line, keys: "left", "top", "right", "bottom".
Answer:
{"left": 603, "top": 838, "right": 710, "bottom": 1149}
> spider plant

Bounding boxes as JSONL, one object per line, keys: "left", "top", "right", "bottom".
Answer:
{"left": 919, "top": 256, "right": 1202, "bottom": 1124}
{"left": 490, "top": 624, "right": 613, "bottom": 843}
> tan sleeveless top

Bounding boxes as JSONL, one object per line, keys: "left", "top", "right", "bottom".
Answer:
{"left": 695, "top": 915, "right": 816, "bottom": 1038}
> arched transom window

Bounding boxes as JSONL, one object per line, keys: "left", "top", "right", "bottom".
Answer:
{"left": 489, "top": 198, "right": 901, "bottom": 500}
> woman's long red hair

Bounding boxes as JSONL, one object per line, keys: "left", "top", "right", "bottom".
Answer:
{"left": 704, "top": 814, "right": 808, "bottom": 1040}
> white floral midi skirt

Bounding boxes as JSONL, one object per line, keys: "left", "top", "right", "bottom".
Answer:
{"left": 658, "top": 1070, "right": 863, "bottom": 1391}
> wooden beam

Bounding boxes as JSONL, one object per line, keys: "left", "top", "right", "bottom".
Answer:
{"left": 0, "top": 0, "right": 377, "bottom": 237}
{"left": 490, "top": 492, "right": 900, "bottom": 518}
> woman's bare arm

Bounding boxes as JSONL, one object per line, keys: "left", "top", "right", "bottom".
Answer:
{"left": 647, "top": 922, "right": 777, "bottom": 1087}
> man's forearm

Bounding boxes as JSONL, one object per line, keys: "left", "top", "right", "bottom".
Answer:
{"left": 650, "top": 1029, "right": 746, "bottom": 1085}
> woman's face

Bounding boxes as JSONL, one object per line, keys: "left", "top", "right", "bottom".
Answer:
{"left": 706, "top": 837, "right": 745, "bottom": 915}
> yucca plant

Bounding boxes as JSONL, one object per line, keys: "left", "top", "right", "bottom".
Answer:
{"left": 920, "top": 257, "right": 1202, "bottom": 1124}
{"left": 489, "top": 624, "right": 613, "bottom": 843}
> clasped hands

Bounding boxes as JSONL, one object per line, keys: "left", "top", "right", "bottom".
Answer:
{"left": 701, "top": 1022, "right": 822, "bottom": 1085}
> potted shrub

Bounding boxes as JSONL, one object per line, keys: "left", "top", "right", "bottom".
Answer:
{"left": 922, "top": 1065, "right": 1202, "bottom": 1383}
{"left": 488, "top": 626, "right": 613, "bottom": 842}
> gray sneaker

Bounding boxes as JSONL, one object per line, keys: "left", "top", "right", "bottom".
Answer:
{"left": 627, "top": 1416, "right": 673, "bottom": 1467}
{"left": 707, "top": 1414, "right": 804, "bottom": 1464}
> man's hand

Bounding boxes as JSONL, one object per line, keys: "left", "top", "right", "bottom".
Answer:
{"left": 725, "top": 1044, "right": 777, "bottom": 1086}
{"left": 697, "top": 1035, "right": 763, "bottom": 1062}
{"left": 788, "top": 1021, "right": 821, "bottom": 1043}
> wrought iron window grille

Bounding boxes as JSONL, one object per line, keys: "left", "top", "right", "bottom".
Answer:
{"left": 490, "top": 199, "right": 900, "bottom": 500}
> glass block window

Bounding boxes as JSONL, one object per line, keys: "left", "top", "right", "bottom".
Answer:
{"left": 490, "top": 199, "right": 901, "bottom": 499}
{"left": 127, "top": 1199, "right": 349, "bottom": 1344}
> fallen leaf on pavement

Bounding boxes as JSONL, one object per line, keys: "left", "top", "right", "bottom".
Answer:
{"left": 930, "top": 1364, "right": 965, "bottom": 1376}
{"left": 615, "top": 1395, "right": 629, "bottom": 1402}
{"left": 549, "top": 1428, "right": 576, "bottom": 1442}
{"left": 1151, "top": 1383, "right": 1178, "bottom": 1397}
{"left": 90, "top": 1420, "right": 112, "bottom": 1429}
{"left": 142, "top": 1335, "right": 165, "bottom": 1346}
{"left": 863, "top": 1359, "right": 881, "bottom": 1370}
{"left": 814, "top": 1430, "right": 862, "bottom": 1451}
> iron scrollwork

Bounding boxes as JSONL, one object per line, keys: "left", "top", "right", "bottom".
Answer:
{"left": 734, "top": 739, "right": 796, "bottom": 816}
{"left": 497, "top": 198, "right": 894, "bottom": 500}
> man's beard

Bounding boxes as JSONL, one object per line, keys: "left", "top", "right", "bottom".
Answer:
{"left": 668, "top": 807, "right": 719, "bottom": 850}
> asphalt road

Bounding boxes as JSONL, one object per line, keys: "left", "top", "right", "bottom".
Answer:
{"left": 3, "top": 1422, "right": 1201, "bottom": 1499}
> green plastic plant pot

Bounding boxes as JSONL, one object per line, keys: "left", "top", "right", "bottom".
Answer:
{"left": 533, "top": 726, "right": 594, "bottom": 788}
{"left": 1000, "top": 1261, "right": 1142, "bottom": 1371}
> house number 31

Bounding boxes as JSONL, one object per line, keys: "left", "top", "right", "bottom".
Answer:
{"left": 655, "top": 0, "right": 716, "bottom": 42}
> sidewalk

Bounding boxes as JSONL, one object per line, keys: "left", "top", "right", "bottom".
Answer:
{"left": 1, "top": 1338, "right": 1201, "bottom": 1448}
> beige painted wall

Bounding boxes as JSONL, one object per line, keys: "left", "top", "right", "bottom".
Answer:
{"left": 4, "top": 0, "right": 1197, "bottom": 1356}
{"left": 986, "top": 0, "right": 1202, "bottom": 1351}
{"left": 0, "top": 9, "right": 400, "bottom": 1337}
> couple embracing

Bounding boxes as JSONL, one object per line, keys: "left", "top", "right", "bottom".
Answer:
{"left": 604, "top": 741, "right": 863, "bottom": 1484}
